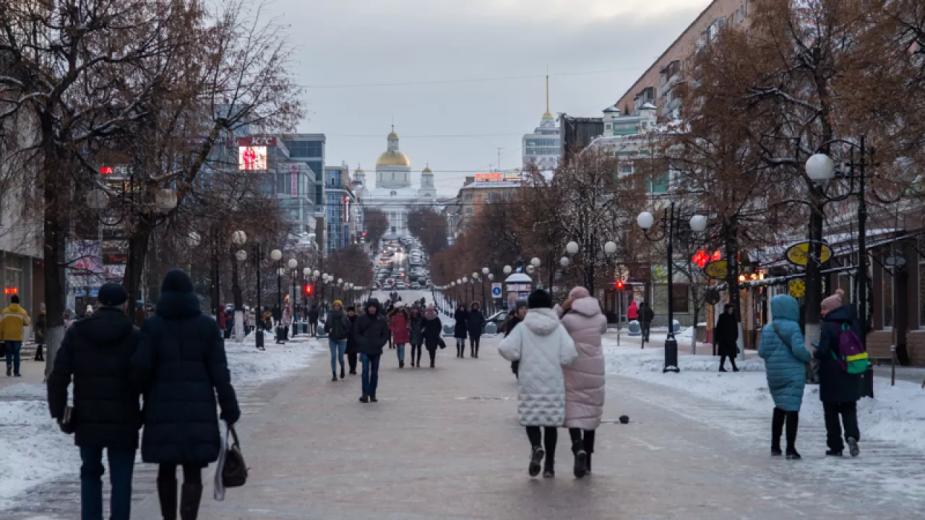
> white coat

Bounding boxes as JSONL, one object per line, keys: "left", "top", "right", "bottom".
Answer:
{"left": 499, "top": 307, "right": 578, "bottom": 426}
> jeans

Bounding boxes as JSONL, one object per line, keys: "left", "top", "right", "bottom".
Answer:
{"left": 329, "top": 338, "right": 347, "bottom": 376}
{"left": 823, "top": 401, "right": 860, "bottom": 452}
{"left": 79, "top": 445, "right": 135, "bottom": 520}
{"left": 395, "top": 343, "right": 406, "bottom": 364}
{"left": 361, "top": 353, "right": 381, "bottom": 398}
{"left": 4, "top": 341, "right": 22, "bottom": 375}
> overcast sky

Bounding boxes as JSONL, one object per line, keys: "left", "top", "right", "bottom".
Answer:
{"left": 268, "top": 0, "right": 711, "bottom": 196}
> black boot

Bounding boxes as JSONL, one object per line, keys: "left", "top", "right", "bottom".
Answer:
{"left": 528, "top": 446, "right": 544, "bottom": 477}
{"left": 586, "top": 453, "right": 592, "bottom": 474}
{"left": 543, "top": 452, "right": 555, "bottom": 478}
{"left": 157, "top": 477, "right": 178, "bottom": 520}
{"left": 572, "top": 441, "right": 588, "bottom": 479}
{"left": 179, "top": 481, "right": 203, "bottom": 520}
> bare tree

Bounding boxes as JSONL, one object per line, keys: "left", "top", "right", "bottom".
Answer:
{"left": 363, "top": 208, "right": 388, "bottom": 250}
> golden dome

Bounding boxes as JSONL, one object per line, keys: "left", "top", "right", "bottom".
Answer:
{"left": 376, "top": 151, "right": 411, "bottom": 167}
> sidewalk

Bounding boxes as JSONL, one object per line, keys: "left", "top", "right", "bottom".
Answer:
{"left": 123, "top": 335, "right": 921, "bottom": 519}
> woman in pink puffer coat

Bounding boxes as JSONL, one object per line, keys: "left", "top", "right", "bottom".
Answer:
{"left": 557, "top": 286, "right": 607, "bottom": 479}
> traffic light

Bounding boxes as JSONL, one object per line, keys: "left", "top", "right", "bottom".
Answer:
{"left": 303, "top": 283, "right": 315, "bottom": 297}
{"left": 614, "top": 280, "right": 625, "bottom": 291}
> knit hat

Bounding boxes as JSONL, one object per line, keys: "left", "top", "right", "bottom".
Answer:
{"left": 161, "top": 269, "right": 194, "bottom": 294}
{"left": 333, "top": 299, "right": 343, "bottom": 308}
{"left": 527, "top": 289, "right": 553, "bottom": 309}
{"left": 98, "top": 283, "right": 128, "bottom": 307}
{"left": 821, "top": 289, "right": 845, "bottom": 316}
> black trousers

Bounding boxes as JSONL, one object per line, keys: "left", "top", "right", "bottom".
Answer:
{"left": 641, "top": 322, "right": 651, "bottom": 341}
{"left": 719, "top": 354, "right": 738, "bottom": 370}
{"left": 347, "top": 351, "right": 358, "bottom": 373}
{"left": 426, "top": 346, "right": 437, "bottom": 366}
{"left": 455, "top": 338, "right": 466, "bottom": 358}
{"left": 469, "top": 335, "right": 481, "bottom": 357}
{"left": 526, "top": 426, "right": 557, "bottom": 468}
{"left": 771, "top": 408, "right": 799, "bottom": 451}
{"left": 568, "top": 428, "right": 596, "bottom": 453}
{"left": 157, "top": 463, "right": 203, "bottom": 519}
{"left": 823, "top": 401, "right": 860, "bottom": 452}
{"left": 411, "top": 342, "right": 423, "bottom": 365}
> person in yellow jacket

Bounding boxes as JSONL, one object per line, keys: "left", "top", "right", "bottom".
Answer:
{"left": 1, "top": 294, "right": 31, "bottom": 377}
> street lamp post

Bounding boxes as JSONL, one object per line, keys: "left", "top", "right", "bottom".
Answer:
{"left": 231, "top": 230, "right": 248, "bottom": 341}
{"left": 288, "top": 258, "right": 298, "bottom": 337}
{"left": 252, "top": 242, "right": 265, "bottom": 350}
{"left": 270, "top": 249, "right": 283, "bottom": 343}
{"left": 804, "top": 136, "right": 891, "bottom": 397}
{"left": 637, "top": 203, "right": 708, "bottom": 373}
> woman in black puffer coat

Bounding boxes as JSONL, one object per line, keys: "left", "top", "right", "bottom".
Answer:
{"left": 133, "top": 270, "right": 240, "bottom": 520}
{"left": 453, "top": 305, "right": 469, "bottom": 359}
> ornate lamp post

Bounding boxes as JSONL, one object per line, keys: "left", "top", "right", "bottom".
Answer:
{"left": 230, "top": 230, "right": 248, "bottom": 340}
{"left": 636, "top": 204, "right": 708, "bottom": 373}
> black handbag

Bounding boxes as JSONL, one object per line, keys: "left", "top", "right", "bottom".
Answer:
{"left": 222, "top": 425, "right": 248, "bottom": 488}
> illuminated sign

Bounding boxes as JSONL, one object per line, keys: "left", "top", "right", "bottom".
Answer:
{"left": 236, "top": 136, "right": 277, "bottom": 147}
{"left": 2, "top": 287, "right": 18, "bottom": 296}
{"left": 474, "top": 172, "right": 504, "bottom": 182}
{"left": 238, "top": 146, "right": 268, "bottom": 171}
{"left": 99, "top": 166, "right": 114, "bottom": 175}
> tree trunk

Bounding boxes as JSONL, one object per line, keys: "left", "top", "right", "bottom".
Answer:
{"left": 723, "top": 217, "right": 742, "bottom": 355}
{"left": 41, "top": 144, "right": 69, "bottom": 379}
{"left": 124, "top": 220, "right": 153, "bottom": 325}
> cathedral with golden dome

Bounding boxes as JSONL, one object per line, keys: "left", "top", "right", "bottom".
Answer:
{"left": 353, "top": 127, "right": 437, "bottom": 238}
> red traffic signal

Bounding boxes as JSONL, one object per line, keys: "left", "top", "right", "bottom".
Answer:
{"left": 303, "top": 283, "right": 315, "bottom": 297}
{"left": 613, "top": 280, "right": 625, "bottom": 291}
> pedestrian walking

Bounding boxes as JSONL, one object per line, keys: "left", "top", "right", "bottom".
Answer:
{"left": 308, "top": 305, "right": 320, "bottom": 337}
{"left": 356, "top": 299, "right": 389, "bottom": 403}
{"left": 758, "top": 294, "right": 810, "bottom": 460}
{"left": 421, "top": 305, "right": 443, "bottom": 368}
{"left": 1, "top": 294, "right": 31, "bottom": 377}
{"left": 467, "top": 302, "right": 485, "bottom": 359}
{"left": 217, "top": 307, "right": 227, "bottom": 339}
{"left": 454, "top": 304, "right": 469, "bottom": 358}
{"left": 131, "top": 270, "right": 240, "bottom": 520}
{"left": 817, "top": 290, "right": 864, "bottom": 457}
{"left": 47, "top": 284, "right": 141, "bottom": 520}
{"left": 714, "top": 304, "right": 739, "bottom": 372}
{"left": 34, "top": 303, "right": 46, "bottom": 361}
{"left": 557, "top": 287, "right": 607, "bottom": 479}
{"left": 324, "top": 300, "right": 351, "bottom": 381}
{"left": 627, "top": 298, "right": 639, "bottom": 322}
{"left": 346, "top": 306, "right": 359, "bottom": 375}
{"left": 388, "top": 305, "right": 411, "bottom": 368}
{"left": 503, "top": 303, "right": 528, "bottom": 378}
{"left": 639, "top": 302, "right": 654, "bottom": 342}
{"left": 498, "top": 289, "right": 578, "bottom": 478}
{"left": 409, "top": 306, "right": 425, "bottom": 368}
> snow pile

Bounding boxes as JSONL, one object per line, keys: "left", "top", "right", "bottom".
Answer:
{"left": 604, "top": 340, "right": 925, "bottom": 453}
{"left": 0, "top": 383, "right": 79, "bottom": 508}
{"left": 224, "top": 335, "right": 321, "bottom": 387}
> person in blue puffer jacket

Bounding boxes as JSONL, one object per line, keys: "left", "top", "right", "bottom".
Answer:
{"left": 759, "top": 294, "right": 811, "bottom": 460}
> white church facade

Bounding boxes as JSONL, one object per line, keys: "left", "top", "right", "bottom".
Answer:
{"left": 353, "top": 128, "right": 439, "bottom": 239}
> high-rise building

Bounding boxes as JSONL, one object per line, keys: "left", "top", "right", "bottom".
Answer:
{"left": 282, "top": 133, "right": 326, "bottom": 218}
{"left": 323, "top": 164, "right": 358, "bottom": 254}
{"left": 522, "top": 75, "right": 560, "bottom": 173}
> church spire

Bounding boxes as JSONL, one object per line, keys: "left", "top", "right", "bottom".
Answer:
{"left": 542, "top": 68, "right": 553, "bottom": 121}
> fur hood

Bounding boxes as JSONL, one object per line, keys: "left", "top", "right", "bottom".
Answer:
{"left": 523, "top": 308, "right": 560, "bottom": 336}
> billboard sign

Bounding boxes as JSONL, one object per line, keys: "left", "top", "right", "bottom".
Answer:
{"left": 238, "top": 145, "right": 268, "bottom": 171}
{"left": 474, "top": 172, "right": 503, "bottom": 182}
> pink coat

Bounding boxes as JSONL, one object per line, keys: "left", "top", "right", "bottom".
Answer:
{"left": 558, "top": 288, "right": 607, "bottom": 430}
{"left": 389, "top": 311, "right": 410, "bottom": 344}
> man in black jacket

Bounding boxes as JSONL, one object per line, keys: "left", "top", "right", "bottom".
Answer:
{"left": 47, "top": 283, "right": 141, "bottom": 520}
{"left": 356, "top": 299, "right": 390, "bottom": 403}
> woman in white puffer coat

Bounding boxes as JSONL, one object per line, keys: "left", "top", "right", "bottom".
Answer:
{"left": 557, "top": 286, "right": 607, "bottom": 479}
{"left": 499, "top": 289, "right": 577, "bottom": 479}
